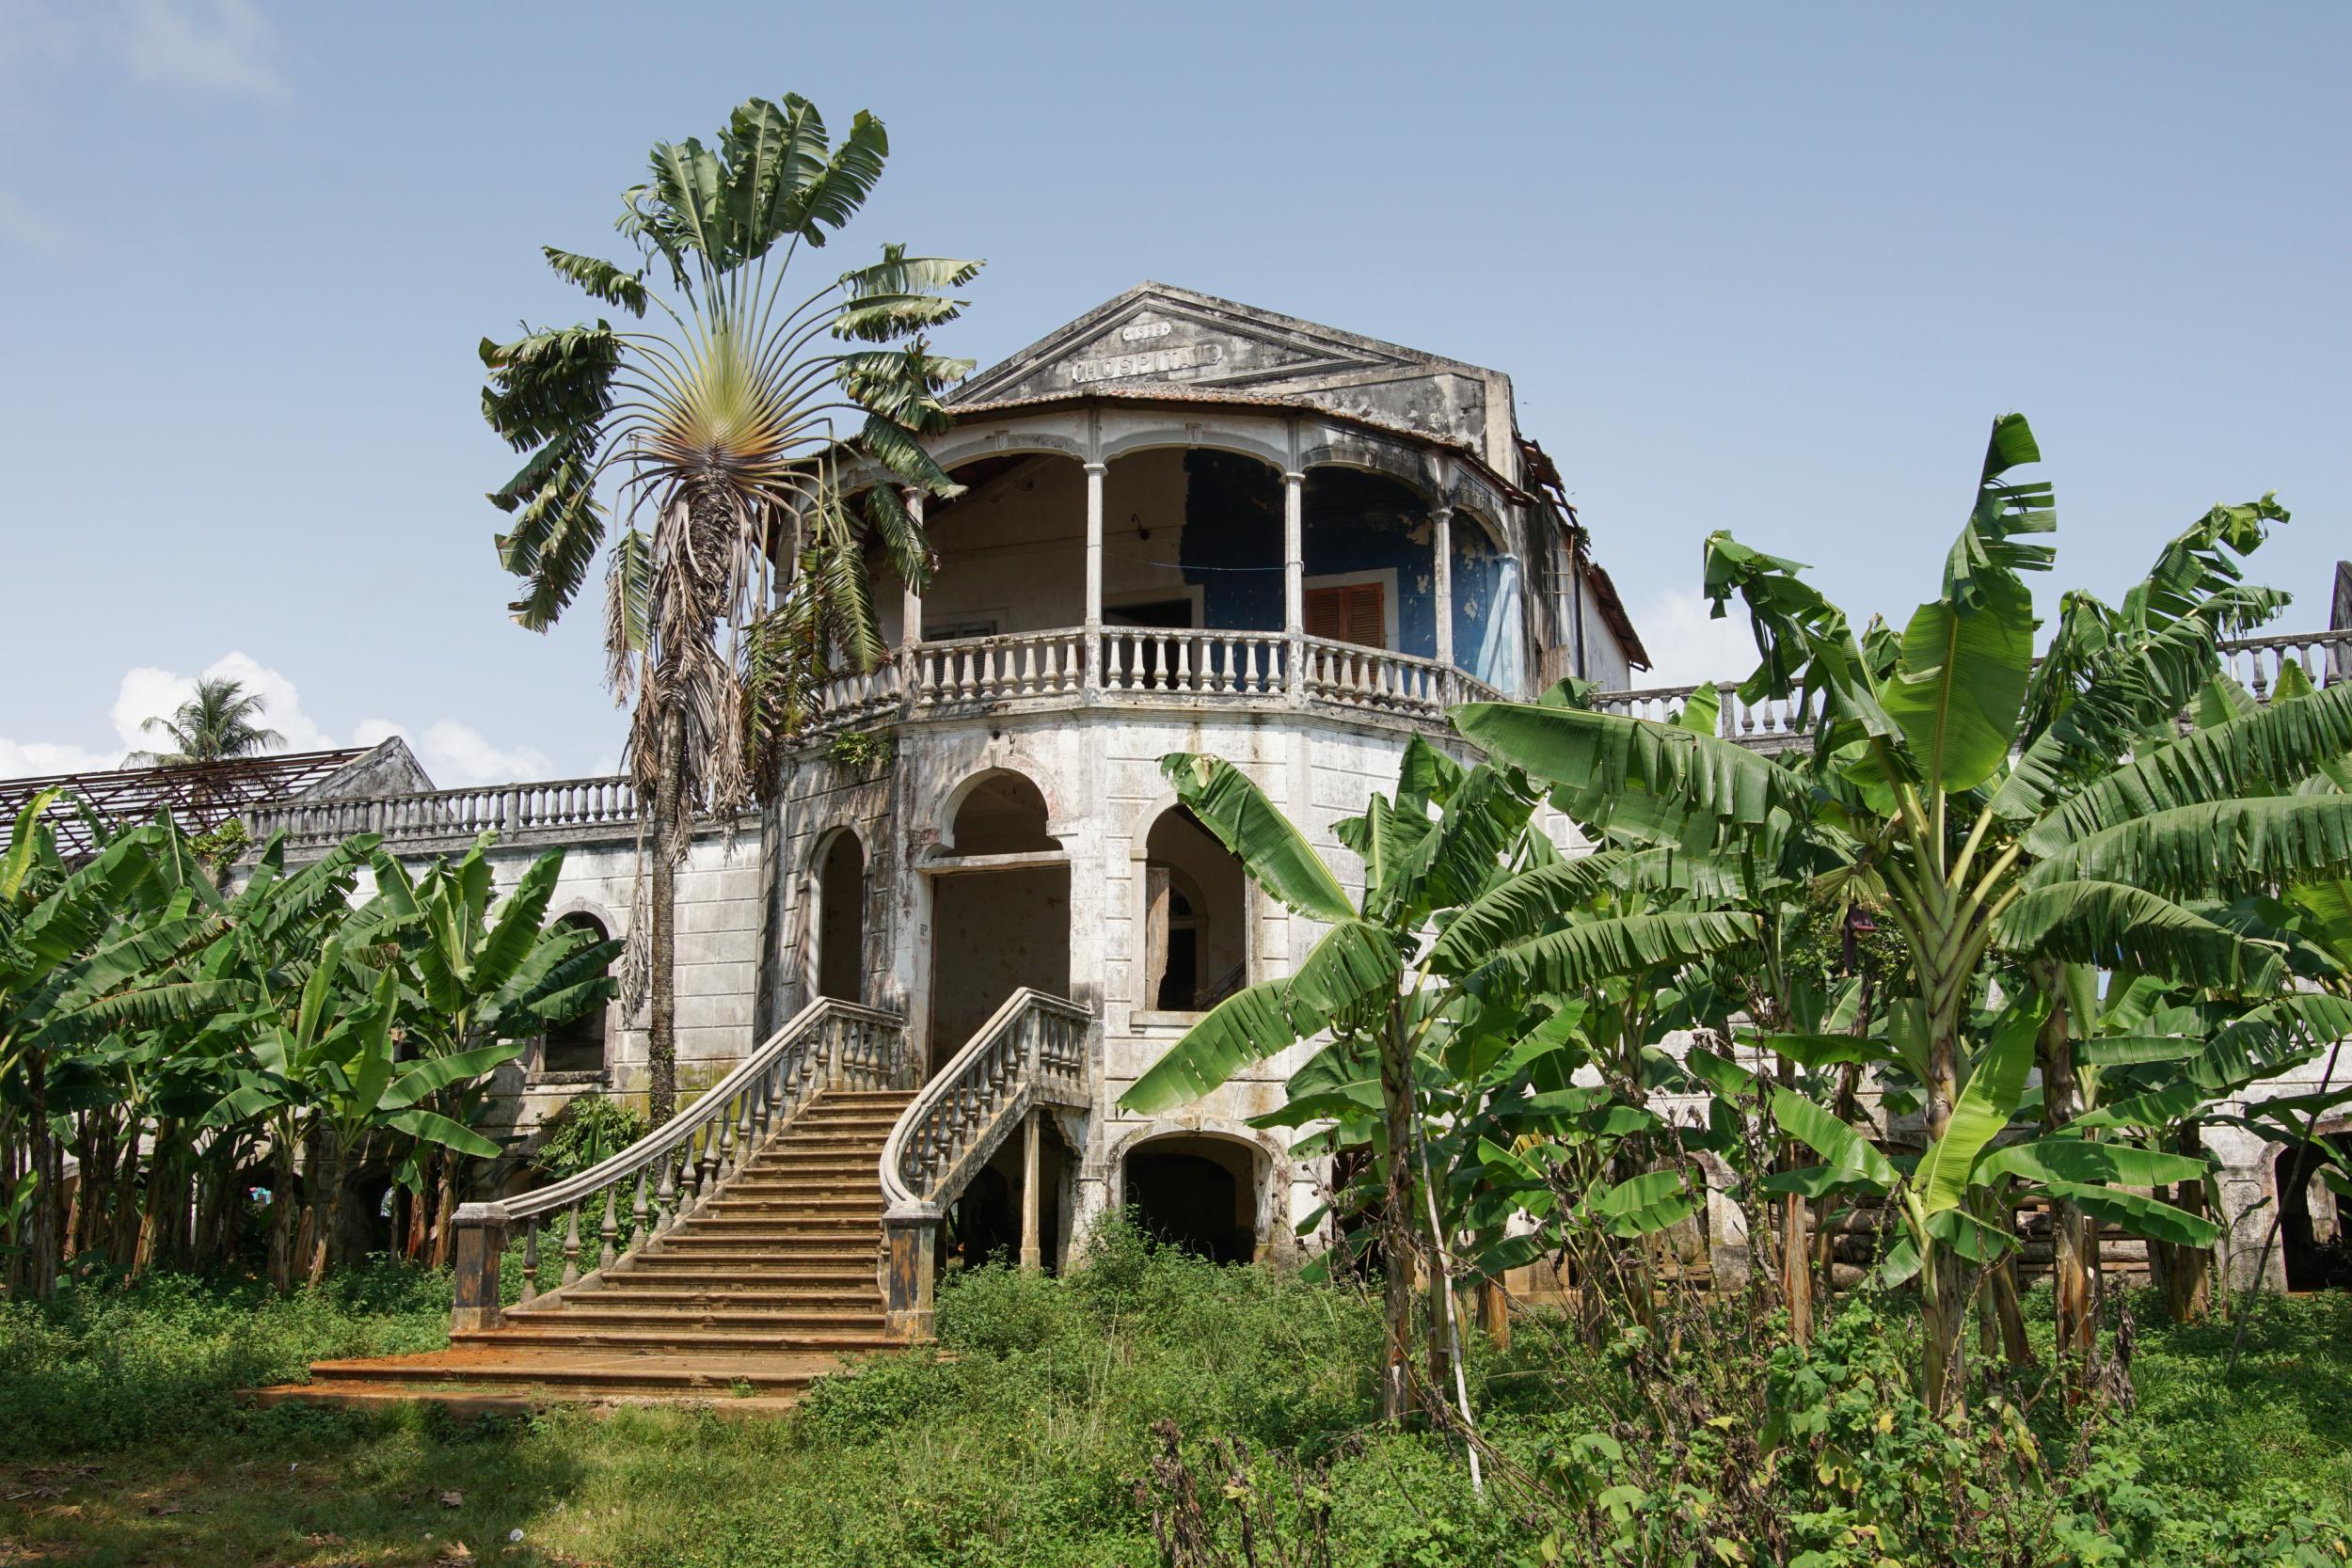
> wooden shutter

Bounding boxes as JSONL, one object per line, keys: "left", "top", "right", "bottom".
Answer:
{"left": 1304, "top": 583, "right": 1385, "bottom": 650}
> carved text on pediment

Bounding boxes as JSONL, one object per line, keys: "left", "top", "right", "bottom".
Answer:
{"left": 1065, "top": 339, "right": 1228, "bottom": 386}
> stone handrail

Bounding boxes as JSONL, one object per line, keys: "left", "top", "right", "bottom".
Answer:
{"left": 795, "top": 625, "right": 1507, "bottom": 737}
{"left": 913, "top": 627, "right": 1089, "bottom": 706}
{"left": 248, "top": 776, "right": 638, "bottom": 850}
{"left": 1101, "top": 627, "right": 1288, "bottom": 697}
{"left": 1594, "top": 628, "right": 2351, "bottom": 750}
{"left": 2217, "top": 627, "right": 2352, "bottom": 699}
{"left": 1302, "top": 635, "right": 1502, "bottom": 719}
{"left": 445, "top": 995, "right": 907, "bottom": 1333}
{"left": 877, "top": 988, "right": 1091, "bottom": 1336}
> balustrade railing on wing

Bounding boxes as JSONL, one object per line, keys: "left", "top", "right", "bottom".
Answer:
{"left": 880, "top": 989, "right": 1090, "bottom": 1212}
{"left": 445, "top": 997, "right": 906, "bottom": 1332}
{"left": 912, "top": 629, "right": 1089, "bottom": 706}
{"left": 1593, "top": 683, "right": 1820, "bottom": 747}
{"left": 2218, "top": 628, "right": 2351, "bottom": 701}
{"left": 1594, "top": 628, "right": 2352, "bottom": 752}
{"left": 248, "top": 777, "right": 637, "bottom": 849}
{"left": 1099, "top": 628, "right": 1287, "bottom": 698}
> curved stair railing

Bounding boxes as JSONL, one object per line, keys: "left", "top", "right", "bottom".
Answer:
{"left": 448, "top": 996, "right": 907, "bottom": 1333}
{"left": 878, "top": 988, "right": 1093, "bottom": 1337}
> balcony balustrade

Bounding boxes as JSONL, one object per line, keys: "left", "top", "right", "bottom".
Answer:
{"left": 235, "top": 627, "right": 2345, "bottom": 855}
{"left": 796, "top": 626, "right": 1502, "bottom": 735}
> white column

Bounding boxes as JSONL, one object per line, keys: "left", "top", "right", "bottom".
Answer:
{"left": 1432, "top": 504, "right": 1455, "bottom": 672}
{"left": 1084, "top": 461, "right": 1106, "bottom": 691}
{"left": 1019, "top": 1110, "right": 1043, "bottom": 1273}
{"left": 899, "top": 489, "right": 925, "bottom": 649}
{"left": 1283, "top": 468, "right": 1305, "bottom": 700}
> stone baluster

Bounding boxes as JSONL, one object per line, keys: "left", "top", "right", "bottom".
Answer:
{"left": 519, "top": 1227, "right": 539, "bottom": 1304}
{"left": 561, "top": 1202, "right": 582, "bottom": 1287}
{"left": 597, "top": 1185, "right": 619, "bottom": 1273}
{"left": 654, "top": 1151, "right": 678, "bottom": 1235}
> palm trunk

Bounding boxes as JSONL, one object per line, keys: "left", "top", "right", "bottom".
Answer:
{"left": 647, "top": 706, "right": 685, "bottom": 1127}
{"left": 1378, "top": 1005, "right": 1414, "bottom": 1423}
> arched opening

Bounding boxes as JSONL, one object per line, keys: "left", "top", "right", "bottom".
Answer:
{"left": 1101, "top": 448, "right": 1283, "bottom": 635}
{"left": 541, "top": 912, "right": 611, "bottom": 1076}
{"left": 946, "top": 1164, "right": 1017, "bottom": 1271}
{"left": 1450, "top": 509, "right": 1524, "bottom": 693}
{"left": 816, "top": 831, "right": 866, "bottom": 1004}
{"left": 1140, "top": 805, "right": 1247, "bottom": 1013}
{"left": 1302, "top": 467, "right": 1436, "bottom": 658}
{"left": 886, "top": 452, "right": 1089, "bottom": 641}
{"left": 1123, "top": 1134, "right": 1261, "bottom": 1263}
{"left": 930, "top": 769, "right": 1070, "bottom": 1070}
{"left": 948, "top": 770, "right": 1058, "bottom": 854}
{"left": 2278, "top": 1132, "right": 2351, "bottom": 1291}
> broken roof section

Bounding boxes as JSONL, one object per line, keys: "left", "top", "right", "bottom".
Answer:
{"left": 0, "top": 736, "right": 433, "bottom": 857}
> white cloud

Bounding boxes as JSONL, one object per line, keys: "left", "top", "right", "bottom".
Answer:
{"left": 118, "top": 0, "right": 285, "bottom": 100}
{"left": 2, "top": 653, "right": 559, "bottom": 793}
{"left": 0, "top": 737, "right": 123, "bottom": 777}
{"left": 1629, "top": 589, "right": 1765, "bottom": 689}
{"left": 108, "top": 650, "right": 334, "bottom": 755}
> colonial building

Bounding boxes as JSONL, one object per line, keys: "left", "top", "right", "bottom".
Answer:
{"left": 11, "top": 288, "right": 2344, "bottom": 1400}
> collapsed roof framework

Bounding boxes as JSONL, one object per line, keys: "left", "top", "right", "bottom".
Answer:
{"left": 0, "top": 747, "right": 373, "bottom": 858}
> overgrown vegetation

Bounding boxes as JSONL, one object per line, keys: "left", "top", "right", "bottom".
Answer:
{"left": 0, "top": 1229, "right": 2344, "bottom": 1565}
{"left": 0, "top": 807, "right": 617, "bottom": 1297}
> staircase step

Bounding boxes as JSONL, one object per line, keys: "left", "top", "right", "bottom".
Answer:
{"left": 628, "top": 1249, "right": 875, "bottom": 1271}
{"left": 456, "top": 1326, "right": 896, "bottom": 1352}
{"left": 564, "top": 1284, "right": 877, "bottom": 1307}
{"left": 301, "top": 1347, "right": 855, "bottom": 1394}
{"left": 507, "top": 1305, "right": 880, "bottom": 1330}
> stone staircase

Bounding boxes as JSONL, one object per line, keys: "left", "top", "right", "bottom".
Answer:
{"left": 262, "top": 1089, "right": 913, "bottom": 1412}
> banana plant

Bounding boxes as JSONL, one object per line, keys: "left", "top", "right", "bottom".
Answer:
{"left": 1456, "top": 413, "right": 2348, "bottom": 1408}
{"left": 1120, "top": 738, "right": 1759, "bottom": 1422}
{"left": 352, "top": 840, "right": 618, "bottom": 1260}
{"left": 207, "top": 935, "right": 521, "bottom": 1286}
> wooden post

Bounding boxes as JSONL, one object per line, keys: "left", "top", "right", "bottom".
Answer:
{"left": 1020, "top": 1111, "right": 1043, "bottom": 1273}
{"left": 1142, "top": 865, "right": 1171, "bottom": 1011}
{"left": 449, "top": 1205, "right": 508, "bottom": 1334}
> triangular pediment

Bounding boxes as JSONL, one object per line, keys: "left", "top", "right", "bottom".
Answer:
{"left": 951, "top": 282, "right": 1477, "bottom": 407}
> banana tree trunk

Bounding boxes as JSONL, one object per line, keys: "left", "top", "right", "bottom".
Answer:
{"left": 647, "top": 706, "right": 684, "bottom": 1127}
{"left": 2154, "top": 1121, "right": 2213, "bottom": 1323}
{"left": 24, "top": 1050, "right": 58, "bottom": 1299}
{"left": 1378, "top": 1004, "right": 1414, "bottom": 1423}
{"left": 1782, "top": 1191, "right": 1813, "bottom": 1345}
{"left": 2032, "top": 974, "right": 2098, "bottom": 1385}
{"left": 267, "top": 1122, "right": 296, "bottom": 1293}
{"left": 302, "top": 1130, "right": 333, "bottom": 1288}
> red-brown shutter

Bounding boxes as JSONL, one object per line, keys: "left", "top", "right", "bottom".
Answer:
{"left": 1303, "top": 583, "right": 1386, "bottom": 650}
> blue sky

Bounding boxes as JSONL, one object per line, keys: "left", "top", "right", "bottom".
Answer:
{"left": 2, "top": 2, "right": 2344, "bottom": 783}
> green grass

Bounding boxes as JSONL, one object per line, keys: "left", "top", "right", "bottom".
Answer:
{"left": 0, "top": 1239, "right": 2344, "bottom": 1567}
